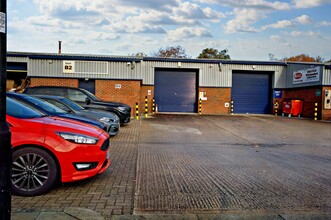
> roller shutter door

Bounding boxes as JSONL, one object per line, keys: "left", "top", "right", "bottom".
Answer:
{"left": 232, "top": 72, "right": 271, "bottom": 114}
{"left": 155, "top": 69, "right": 197, "bottom": 113}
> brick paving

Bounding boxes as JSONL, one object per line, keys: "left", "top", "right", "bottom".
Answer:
{"left": 11, "top": 115, "right": 331, "bottom": 218}
{"left": 12, "top": 119, "right": 140, "bottom": 218}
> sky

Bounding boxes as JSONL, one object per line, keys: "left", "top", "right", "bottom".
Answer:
{"left": 6, "top": 0, "right": 331, "bottom": 61}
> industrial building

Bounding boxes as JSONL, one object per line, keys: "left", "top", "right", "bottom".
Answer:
{"left": 6, "top": 51, "right": 331, "bottom": 120}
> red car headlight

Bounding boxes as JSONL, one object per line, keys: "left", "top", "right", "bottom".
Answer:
{"left": 56, "top": 132, "right": 98, "bottom": 144}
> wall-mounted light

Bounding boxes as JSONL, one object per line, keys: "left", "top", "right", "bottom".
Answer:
{"left": 127, "top": 61, "right": 135, "bottom": 69}
{"left": 252, "top": 65, "right": 256, "bottom": 69}
{"left": 178, "top": 62, "right": 182, "bottom": 67}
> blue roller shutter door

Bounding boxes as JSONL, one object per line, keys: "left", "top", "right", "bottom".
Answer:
{"left": 155, "top": 70, "right": 197, "bottom": 113}
{"left": 232, "top": 73, "right": 271, "bottom": 114}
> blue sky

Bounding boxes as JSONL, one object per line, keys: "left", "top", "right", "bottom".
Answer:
{"left": 7, "top": 0, "right": 331, "bottom": 61}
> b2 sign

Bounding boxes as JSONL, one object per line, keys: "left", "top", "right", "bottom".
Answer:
{"left": 293, "top": 67, "right": 320, "bottom": 84}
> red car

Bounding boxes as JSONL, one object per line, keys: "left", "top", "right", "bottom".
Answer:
{"left": 6, "top": 97, "right": 111, "bottom": 196}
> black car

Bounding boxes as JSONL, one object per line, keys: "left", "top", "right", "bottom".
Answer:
{"left": 7, "top": 92, "right": 109, "bottom": 133}
{"left": 24, "top": 86, "right": 131, "bottom": 124}
{"left": 35, "top": 95, "right": 120, "bottom": 136}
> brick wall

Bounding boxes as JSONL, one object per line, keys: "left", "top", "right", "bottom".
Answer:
{"left": 140, "top": 86, "right": 155, "bottom": 115}
{"left": 280, "top": 86, "right": 323, "bottom": 119}
{"left": 30, "top": 78, "right": 78, "bottom": 87}
{"left": 198, "top": 87, "right": 231, "bottom": 114}
{"left": 322, "top": 86, "right": 331, "bottom": 121}
{"left": 96, "top": 80, "right": 141, "bottom": 117}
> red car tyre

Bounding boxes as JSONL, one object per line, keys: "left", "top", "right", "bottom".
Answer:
{"left": 12, "top": 147, "right": 58, "bottom": 196}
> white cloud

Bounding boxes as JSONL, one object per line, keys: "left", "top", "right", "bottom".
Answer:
{"left": 318, "top": 21, "right": 331, "bottom": 26}
{"left": 167, "top": 27, "right": 212, "bottom": 41}
{"left": 262, "top": 20, "right": 295, "bottom": 30}
{"left": 293, "top": 0, "right": 331, "bottom": 8}
{"left": 290, "top": 30, "right": 319, "bottom": 37}
{"left": 262, "top": 15, "right": 314, "bottom": 30}
{"left": 173, "top": 2, "right": 224, "bottom": 21}
{"left": 224, "top": 8, "right": 262, "bottom": 33}
{"left": 194, "top": 0, "right": 290, "bottom": 10}
{"left": 295, "top": 15, "right": 313, "bottom": 24}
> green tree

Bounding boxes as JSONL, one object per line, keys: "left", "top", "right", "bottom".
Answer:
{"left": 153, "top": 46, "right": 189, "bottom": 58}
{"left": 198, "top": 48, "right": 231, "bottom": 59}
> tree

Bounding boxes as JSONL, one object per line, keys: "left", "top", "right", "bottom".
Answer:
{"left": 130, "top": 52, "right": 147, "bottom": 57}
{"left": 282, "top": 54, "right": 324, "bottom": 62}
{"left": 153, "top": 46, "right": 189, "bottom": 58}
{"left": 198, "top": 48, "right": 231, "bottom": 59}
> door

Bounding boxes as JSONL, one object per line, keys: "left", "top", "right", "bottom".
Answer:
{"left": 79, "top": 79, "right": 95, "bottom": 94}
{"left": 154, "top": 69, "right": 198, "bottom": 113}
{"left": 232, "top": 72, "right": 271, "bottom": 114}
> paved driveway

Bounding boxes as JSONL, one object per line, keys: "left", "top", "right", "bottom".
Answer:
{"left": 12, "top": 115, "right": 331, "bottom": 218}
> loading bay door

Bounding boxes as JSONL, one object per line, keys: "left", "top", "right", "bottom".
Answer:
{"left": 232, "top": 71, "right": 272, "bottom": 114}
{"left": 154, "top": 69, "right": 198, "bottom": 113}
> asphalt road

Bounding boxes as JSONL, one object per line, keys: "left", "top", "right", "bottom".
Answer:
{"left": 12, "top": 115, "right": 331, "bottom": 218}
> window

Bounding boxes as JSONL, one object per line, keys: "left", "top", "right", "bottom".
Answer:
{"left": 68, "top": 89, "right": 88, "bottom": 102}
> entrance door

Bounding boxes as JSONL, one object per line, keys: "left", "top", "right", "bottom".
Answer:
{"left": 154, "top": 69, "right": 198, "bottom": 113}
{"left": 232, "top": 72, "right": 271, "bottom": 114}
{"left": 79, "top": 79, "right": 95, "bottom": 94}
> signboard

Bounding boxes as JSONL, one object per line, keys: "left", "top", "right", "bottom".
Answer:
{"left": 63, "top": 61, "right": 75, "bottom": 73}
{"left": 0, "top": 13, "right": 5, "bottom": 33}
{"left": 293, "top": 67, "right": 320, "bottom": 84}
{"left": 273, "top": 90, "right": 282, "bottom": 98}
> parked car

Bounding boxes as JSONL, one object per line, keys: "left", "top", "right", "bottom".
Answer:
{"left": 6, "top": 97, "right": 111, "bottom": 196}
{"left": 7, "top": 92, "right": 110, "bottom": 133}
{"left": 35, "top": 95, "right": 120, "bottom": 136}
{"left": 24, "top": 86, "right": 131, "bottom": 124}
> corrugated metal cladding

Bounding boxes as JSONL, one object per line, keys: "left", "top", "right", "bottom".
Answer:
{"left": 142, "top": 61, "right": 286, "bottom": 88}
{"left": 142, "top": 61, "right": 230, "bottom": 87}
{"left": 7, "top": 56, "right": 28, "bottom": 63}
{"left": 323, "top": 67, "right": 331, "bottom": 85}
{"left": 224, "top": 64, "right": 286, "bottom": 89}
{"left": 28, "top": 59, "right": 141, "bottom": 79}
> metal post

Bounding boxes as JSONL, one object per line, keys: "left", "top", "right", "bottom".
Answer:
{"left": 144, "top": 96, "right": 148, "bottom": 118}
{"left": 0, "top": 0, "right": 13, "bottom": 218}
{"left": 152, "top": 97, "right": 155, "bottom": 114}
{"left": 135, "top": 102, "right": 139, "bottom": 120}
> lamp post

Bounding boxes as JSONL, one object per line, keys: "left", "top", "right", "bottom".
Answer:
{"left": 0, "top": 0, "right": 12, "bottom": 219}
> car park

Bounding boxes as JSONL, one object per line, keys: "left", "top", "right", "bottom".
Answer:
{"left": 7, "top": 92, "right": 110, "bottom": 133}
{"left": 24, "top": 86, "right": 132, "bottom": 124}
{"left": 6, "top": 97, "right": 111, "bottom": 196}
{"left": 35, "top": 95, "right": 120, "bottom": 136}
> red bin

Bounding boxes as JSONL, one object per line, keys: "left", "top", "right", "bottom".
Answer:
{"left": 290, "top": 100, "right": 303, "bottom": 117}
{"left": 282, "top": 101, "right": 291, "bottom": 115}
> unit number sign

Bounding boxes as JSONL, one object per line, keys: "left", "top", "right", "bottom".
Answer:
{"left": 63, "top": 61, "right": 75, "bottom": 73}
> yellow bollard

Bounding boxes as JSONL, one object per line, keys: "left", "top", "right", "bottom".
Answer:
{"left": 135, "top": 102, "right": 139, "bottom": 120}
{"left": 314, "top": 102, "right": 318, "bottom": 120}
{"left": 145, "top": 96, "right": 148, "bottom": 118}
{"left": 152, "top": 97, "right": 155, "bottom": 114}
